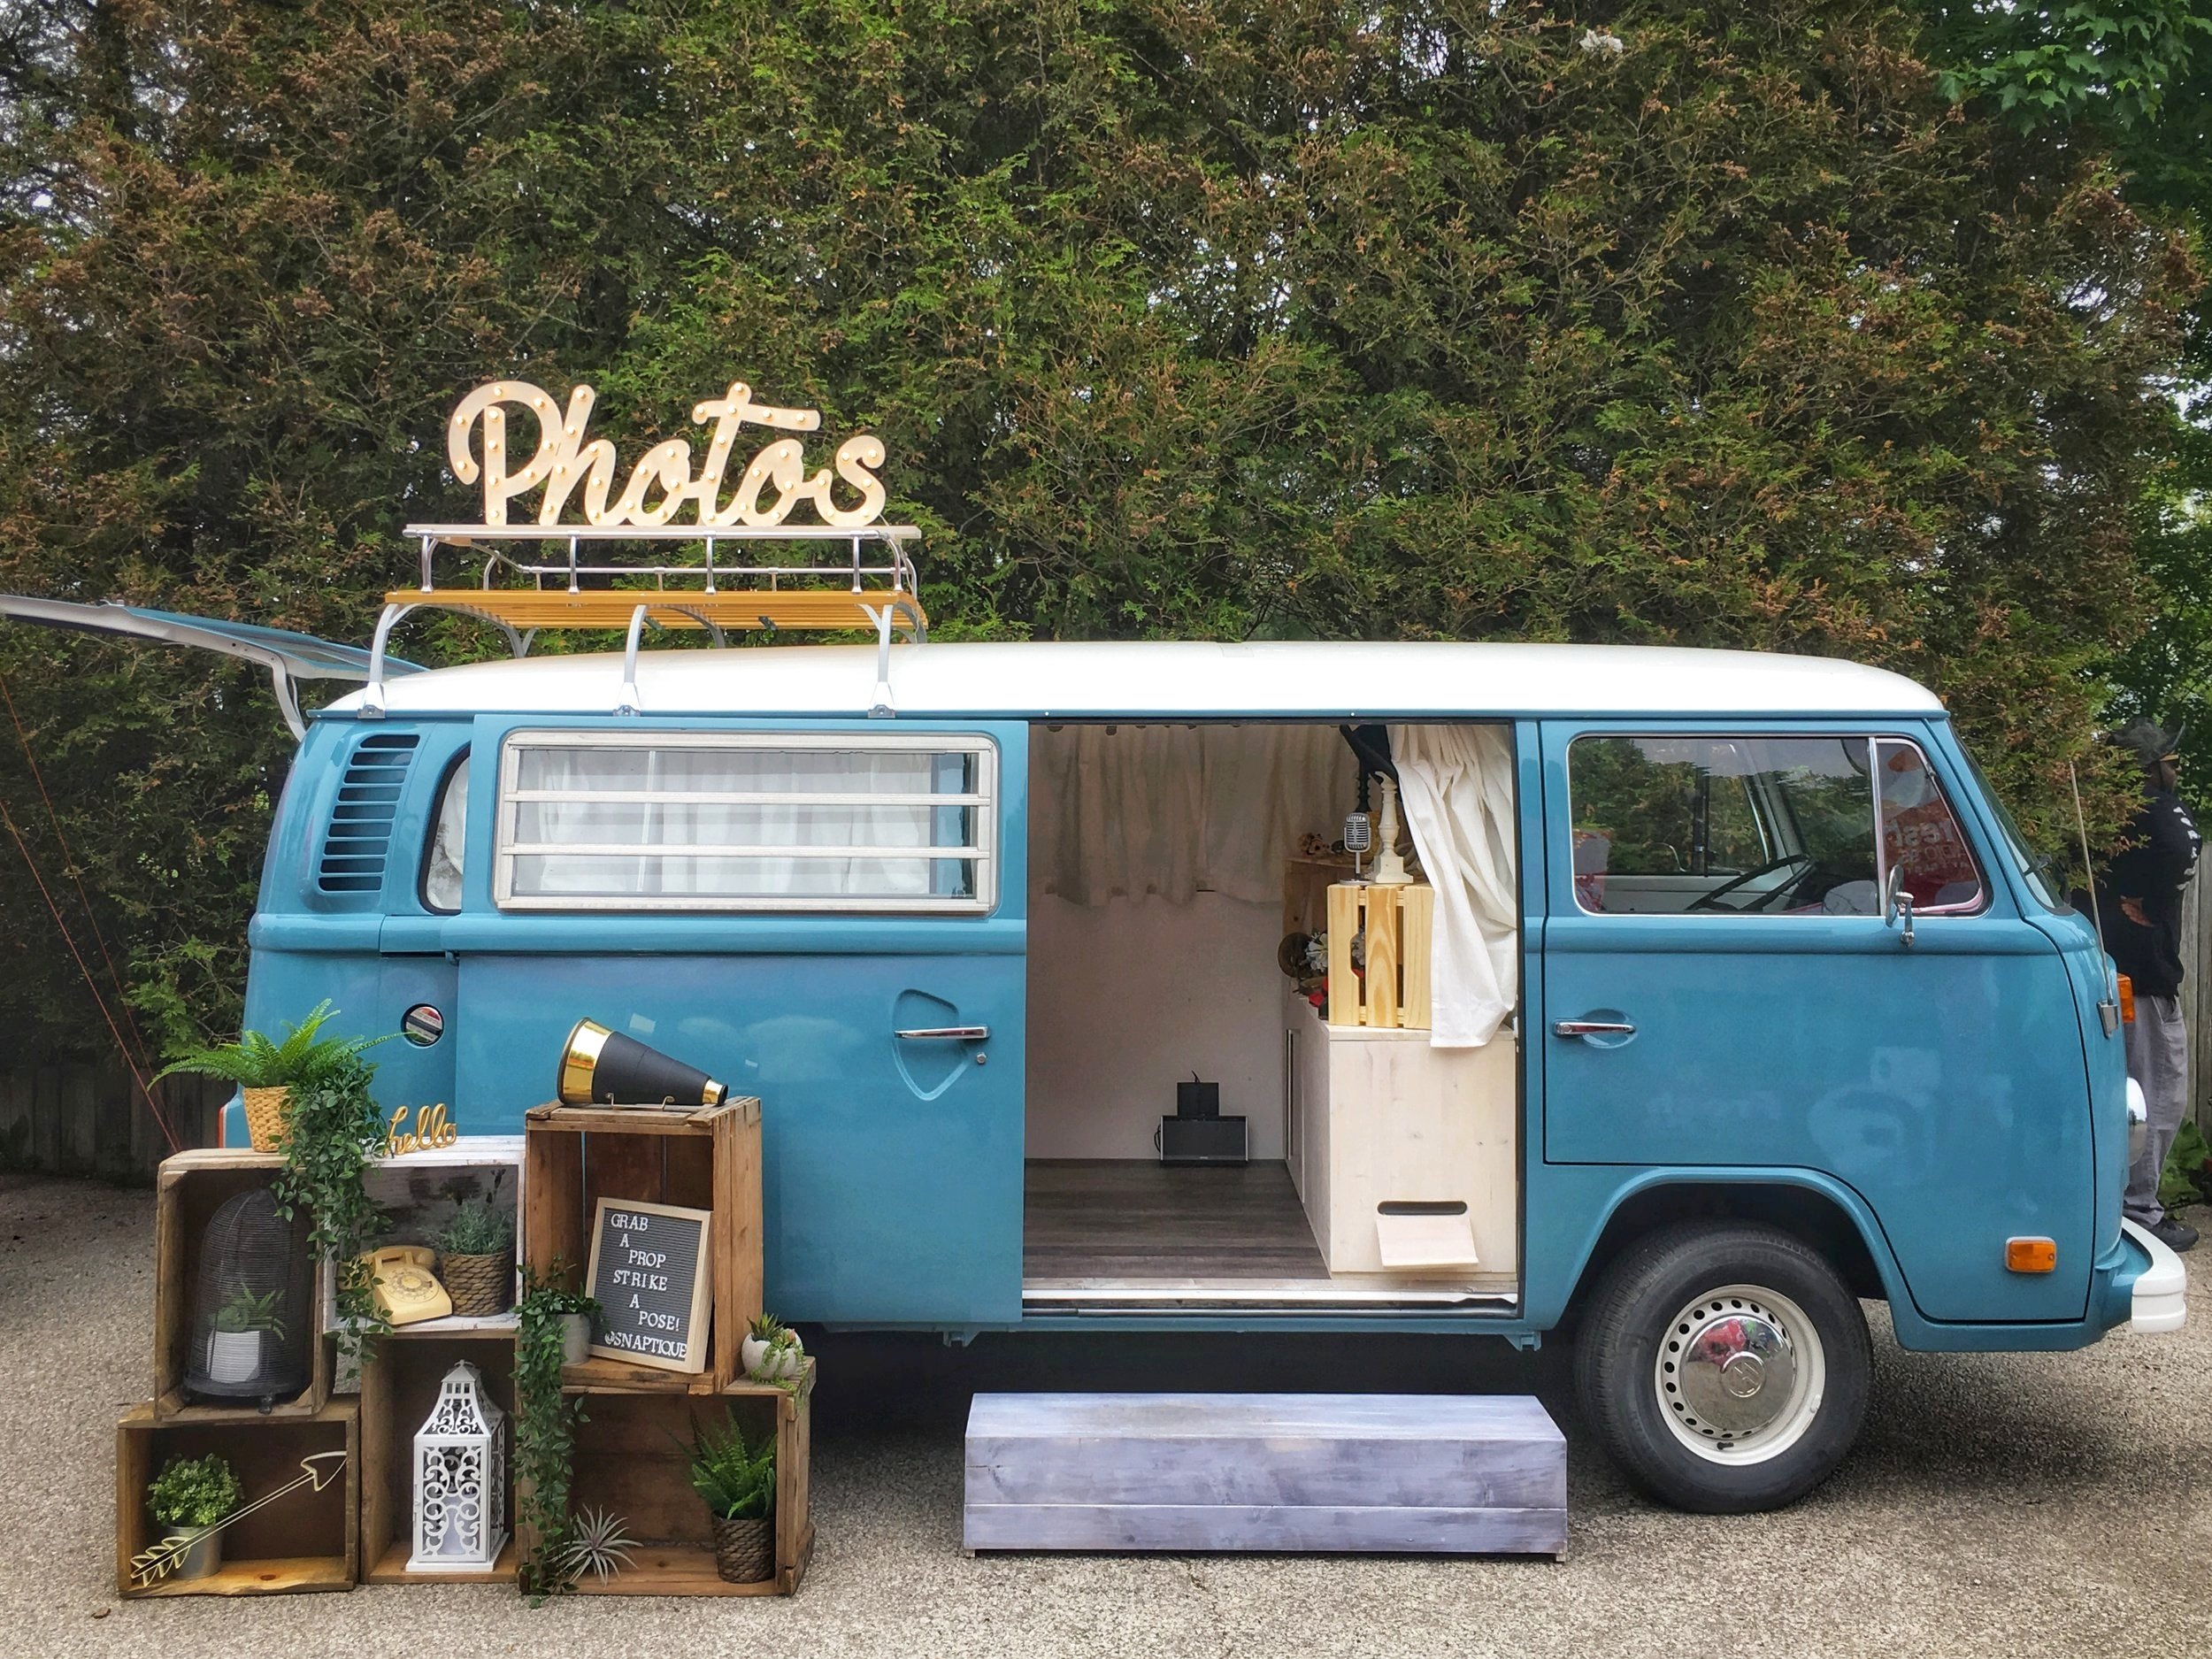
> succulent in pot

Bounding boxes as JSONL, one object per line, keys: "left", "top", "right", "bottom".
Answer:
{"left": 205, "top": 1286, "right": 287, "bottom": 1386}
{"left": 741, "top": 1313, "right": 805, "bottom": 1383}
{"left": 146, "top": 1454, "right": 245, "bottom": 1580}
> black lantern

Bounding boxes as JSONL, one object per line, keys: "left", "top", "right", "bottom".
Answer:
{"left": 183, "top": 1187, "right": 315, "bottom": 1409}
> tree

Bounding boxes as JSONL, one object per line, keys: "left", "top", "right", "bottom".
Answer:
{"left": 0, "top": 0, "right": 2195, "bottom": 1058}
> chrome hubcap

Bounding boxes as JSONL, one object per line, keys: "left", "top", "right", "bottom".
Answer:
{"left": 1654, "top": 1284, "right": 1826, "bottom": 1464}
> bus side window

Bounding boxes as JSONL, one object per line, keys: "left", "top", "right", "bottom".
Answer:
{"left": 1875, "top": 740, "right": 1985, "bottom": 913}
{"left": 422, "top": 753, "right": 470, "bottom": 913}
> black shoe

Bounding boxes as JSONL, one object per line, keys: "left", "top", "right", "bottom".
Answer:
{"left": 2149, "top": 1217, "right": 2200, "bottom": 1253}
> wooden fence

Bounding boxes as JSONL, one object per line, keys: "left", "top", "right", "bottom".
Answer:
{"left": 0, "top": 1063, "right": 228, "bottom": 1183}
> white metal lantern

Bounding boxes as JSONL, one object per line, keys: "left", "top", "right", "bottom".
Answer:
{"left": 409, "top": 1359, "right": 508, "bottom": 1571}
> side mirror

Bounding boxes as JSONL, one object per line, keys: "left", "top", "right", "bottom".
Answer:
{"left": 1882, "top": 863, "right": 1916, "bottom": 949}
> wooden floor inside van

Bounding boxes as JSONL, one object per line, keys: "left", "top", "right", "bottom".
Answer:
{"left": 1023, "top": 1159, "right": 1327, "bottom": 1281}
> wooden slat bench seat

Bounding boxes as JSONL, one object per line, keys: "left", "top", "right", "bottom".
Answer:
{"left": 964, "top": 1393, "right": 1565, "bottom": 1556}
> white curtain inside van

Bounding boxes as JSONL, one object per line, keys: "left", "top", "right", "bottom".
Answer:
{"left": 1389, "top": 723, "right": 1518, "bottom": 1047}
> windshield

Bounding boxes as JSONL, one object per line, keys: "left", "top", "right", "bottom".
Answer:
{"left": 1959, "top": 742, "right": 2070, "bottom": 914}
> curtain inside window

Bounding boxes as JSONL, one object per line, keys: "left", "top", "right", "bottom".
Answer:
{"left": 1033, "top": 724, "right": 1353, "bottom": 906}
{"left": 1389, "top": 723, "right": 1518, "bottom": 1047}
{"left": 509, "top": 744, "right": 968, "bottom": 900}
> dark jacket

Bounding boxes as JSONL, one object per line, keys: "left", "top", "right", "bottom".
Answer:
{"left": 2101, "top": 788, "right": 2202, "bottom": 998}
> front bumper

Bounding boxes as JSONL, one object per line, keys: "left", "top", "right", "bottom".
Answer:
{"left": 2119, "top": 1217, "right": 2188, "bottom": 1334}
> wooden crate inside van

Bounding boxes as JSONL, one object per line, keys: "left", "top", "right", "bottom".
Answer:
{"left": 522, "top": 1100, "right": 763, "bottom": 1394}
{"left": 1325, "top": 882, "right": 1434, "bottom": 1030}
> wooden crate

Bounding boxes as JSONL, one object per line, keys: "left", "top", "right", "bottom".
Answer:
{"left": 517, "top": 1368, "right": 814, "bottom": 1595}
{"left": 116, "top": 1399, "right": 358, "bottom": 1597}
{"left": 1325, "top": 882, "right": 1434, "bottom": 1030}
{"left": 153, "top": 1148, "right": 330, "bottom": 1420}
{"left": 319, "top": 1136, "right": 525, "bottom": 1342}
{"left": 523, "top": 1101, "right": 762, "bottom": 1394}
{"left": 358, "top": 1333, "right": 518, "bottom": 1585}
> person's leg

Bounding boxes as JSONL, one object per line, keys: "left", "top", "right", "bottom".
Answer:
{"left": 2123, "top": 994, "right": 2189, "bottom": 1228}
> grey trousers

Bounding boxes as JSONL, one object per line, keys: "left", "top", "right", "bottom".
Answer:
{"left": 2124, "top": 992, "right": 2190, "bottom": 1226}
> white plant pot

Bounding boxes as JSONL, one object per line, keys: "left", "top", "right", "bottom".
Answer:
{"left": 205, "top": 1329, "right": 264, "bottom": 1386}
{"left": 560, "top": 1313, "right": 591, "bottom": 1366}
{"left": 166, "top": 1524, "right": 222, "bottom": 1580}
{"left": 741, "top": 1334, "right": 803, "bottom": 1380}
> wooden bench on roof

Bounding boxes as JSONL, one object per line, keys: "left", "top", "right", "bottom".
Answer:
{"left": 365, "top": 521, "right": 928, "bottom": 717}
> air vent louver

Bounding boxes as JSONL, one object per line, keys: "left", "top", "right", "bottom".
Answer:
{"left": 317, "top": 732, "right": 421, "bottom": 895}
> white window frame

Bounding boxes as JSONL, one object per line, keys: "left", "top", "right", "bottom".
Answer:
{"left": 493, "top": 728, "right": 998, "bottom": 914}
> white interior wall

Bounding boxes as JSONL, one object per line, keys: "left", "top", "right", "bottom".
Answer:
{"left": 1025, "top": 891, "right": 1290, "bottom": 1160}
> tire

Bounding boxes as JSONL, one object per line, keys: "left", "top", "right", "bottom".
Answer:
{"left": 1573, "top": 1220, "right": 1870, "bottom": 1514}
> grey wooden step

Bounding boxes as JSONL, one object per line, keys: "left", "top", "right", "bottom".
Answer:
{"left": 964, "top": 1392, "right": 1565, "bottom": 1555}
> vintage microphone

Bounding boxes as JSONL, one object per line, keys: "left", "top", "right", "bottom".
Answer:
{"left": 557, "top": 1019, "right": 727, "bottom": 1108}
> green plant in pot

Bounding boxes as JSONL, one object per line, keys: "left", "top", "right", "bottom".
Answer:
{"left": 155, "top": 1000, "right": 388, "bottom": 1153}
{"left": 689, "top": 1412, "right": 775, "bottom": 1585}
{"left": 514, "top": 1267, "right": 600, "bottom": 1599}
{"left": 741, "top": 1313, "right": 805, "bottom": 1384}
{"left": 204, "top": 1286, "right": 288, "bottom": 1387}
{"left": 146, "top": 1454, "right": 244, "bottom": 1580}
{"left": 437, "top": 1199, "right": 516, "bottom": 1318}
{"left": 269, "top": 1052, "right": 391, "bottom": 1366}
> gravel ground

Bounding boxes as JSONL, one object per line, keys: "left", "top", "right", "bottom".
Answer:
{"left": 5, "top": 1171, "right": 2209, "bottom": 1659}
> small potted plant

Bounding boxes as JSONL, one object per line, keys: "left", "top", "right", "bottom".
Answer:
{"left": 437, "top": 1199, "right": 516, "bottom": 1318}
{"left": 204, "top": 1286, "right": 288, "bottom": 1386}
{"left": 741, "top": 1313, "right": 805, "bottom": 1382}
{"left": 155, "top": 1000, "right": 388, "bottom": 1152}
{"left": 553, "top": 1506, "right": 637, "bottom": 1587}
{"left": 146, "top": 1454, "right": 244, "bottom": 1580}
{"left": 688, "top": 1413, "right": 775, "bottom": 1585}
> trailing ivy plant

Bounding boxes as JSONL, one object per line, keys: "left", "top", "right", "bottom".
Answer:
{"left": 268, "top": 1051, "right": 389, "bottom": 1366}
{"left": 514, "top": 1265, "right": 599, "bottom": 1600}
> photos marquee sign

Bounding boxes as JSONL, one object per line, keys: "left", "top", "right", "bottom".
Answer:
{"left": 447, "top": 379, "right": 888, "bottom": 532}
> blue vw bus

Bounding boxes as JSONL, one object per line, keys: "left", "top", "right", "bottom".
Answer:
{"left": 5, "top": 600, "right": 2185, "bottom": 1515}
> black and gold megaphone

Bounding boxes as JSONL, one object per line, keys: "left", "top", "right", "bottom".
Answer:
{"left": 557, "top": 1019, "right": 727, "bottom": 1109}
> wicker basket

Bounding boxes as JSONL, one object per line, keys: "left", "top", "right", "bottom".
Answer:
{"left": 241, "top": 1086, "right": 292, "bottom": 1153}
{"left": 711, "top": 1515, "right": 773, "bottom": 1585}
{"left": 440, "top": 1250, "right": 512, "bottom": 1317}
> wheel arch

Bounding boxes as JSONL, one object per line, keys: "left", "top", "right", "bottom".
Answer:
{"left": 1560, "top": 1173, "right": 1901, "bottom": 1327}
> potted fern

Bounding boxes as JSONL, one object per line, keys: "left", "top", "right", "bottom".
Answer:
{"left": 688, "top": 1412, "right": 776, "bottom": 1585}
{"left": 156, "top": 1000, "right": 388, "bottom": 1152}
{"left": 147, "top": 1454, "right": 244, "bottom": 1580}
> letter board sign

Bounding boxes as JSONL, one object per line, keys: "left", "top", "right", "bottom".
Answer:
{"left": 584, "top": 1197, "right": 714, "bottom": 1373}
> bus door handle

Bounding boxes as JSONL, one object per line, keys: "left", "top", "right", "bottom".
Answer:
{"left": 895, "top": 1025, "right": 990, "bottom": 1041}
{"left": 1554, "top": 1018, "right": 1636, "bottom": 1040}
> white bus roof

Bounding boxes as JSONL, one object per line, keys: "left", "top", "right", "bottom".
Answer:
{"left": 325, "top": 640, "right": 1945, "bottom": 721}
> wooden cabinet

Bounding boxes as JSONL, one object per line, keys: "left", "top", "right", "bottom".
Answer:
{"left": 1286, "top": 994, "right": 1517, "bottom": 1282}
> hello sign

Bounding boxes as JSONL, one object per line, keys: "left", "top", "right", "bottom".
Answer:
{"left": 448, "top": 379, "right": 887, "bottom": 531}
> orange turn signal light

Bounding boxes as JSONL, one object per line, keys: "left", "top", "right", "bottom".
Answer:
{"left": 2118, "top": 973, "right": 2137, "bottom": 1025}
{"left": 2006, "top": 1237, "right": 2057, "bottom": 1274}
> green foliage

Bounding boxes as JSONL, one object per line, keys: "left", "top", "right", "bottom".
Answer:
{"left": 2161, "top": 1117, "right": 2212, "bottom": 1211}
{"left": 0, "top": 0, "right": 2200, "bottom": 1064}
{"left": 687, "top": 1413, "right": 776, "bottom": 1523}
{"left": 151, "top": 1001, "right": 388, "bottom": 1089}
{"left": 552, "top": 1506, "right": 637, "bottom": 1587}
{"left": 1927, "top": 2, "right": 2212, "bottom": 130}
{"left": 514, "top": 1266, "right": 599, "bottom": 1600}
{"left": 437, "top": 1198, "right": 515, "bottom": 1259}
{"left": 268, "top": 1053, "right": 389, "bottom": 1364}
{"left": 213, "top": 1286, "right": 286, "bottom": 1337}
{"left": 147, "top": 1455, "right": 244, "bottom": 1529}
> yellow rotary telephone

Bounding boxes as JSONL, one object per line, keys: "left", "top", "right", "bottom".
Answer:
{"left": 362, "top": 1244, "right": 452, "bottom": 1326}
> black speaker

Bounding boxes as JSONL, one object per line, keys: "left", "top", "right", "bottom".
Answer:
{"left": 1157, "top": 1115, "right": 1248, "bottom": 1165}
{"left": 1176, "top": 1077, "right": 1221, "bottom": 1119}
{"left": 557, "top": 1018, "right": 727, "bottom": 1108}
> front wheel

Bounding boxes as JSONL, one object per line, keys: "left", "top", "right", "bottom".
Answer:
{"left": 1573, "top": 1221, "right": 1871, "bottom": 1513}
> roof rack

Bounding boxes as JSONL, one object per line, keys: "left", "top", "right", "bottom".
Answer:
{"left": 371, "top": 523, "right": 928, "bottom": 718}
